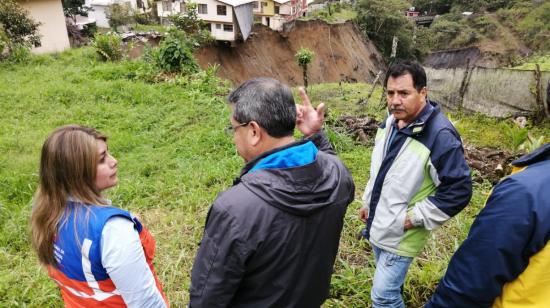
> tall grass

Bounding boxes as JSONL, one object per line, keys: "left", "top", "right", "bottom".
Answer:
{"left": 1, "top": 49, "right": 550, "bottom": 307}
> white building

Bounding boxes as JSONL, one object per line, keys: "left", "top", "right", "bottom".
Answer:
{"left": 196, "top": 0, "right": 255, "bottom": 41}
{"left": 156, "top": 0, "right": 186, "bottom": 20}
{"left": 17, "top": 0, "right": 71, "bottom": 54}
{"left": 85, "top": 0, "right": 148, "bottom": 28}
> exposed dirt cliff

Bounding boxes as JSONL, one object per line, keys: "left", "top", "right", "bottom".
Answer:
{"left": 195, "top": 20, "right": 386, "bottom": 86}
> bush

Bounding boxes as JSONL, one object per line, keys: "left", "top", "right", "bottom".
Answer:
{"left": 92, "top": 32, "right": 123, "bottom": 61}
{"left": 155, "top": 30, "right": 198, "bottom": 73}
{"left": 82, "top": 23, "right": 98, "bottom": 37}
{"left": 0, "top": 25, "right": 7, "bottom": 57}
{"left": 472, "top": 15, "right": 498, "bottom": 36}
{"left": 428, "top": 18, "right": 462, "bottom": 50}
{"left": 168, "top": 4, "right": 213, "bottom": 48}
{"left": 106, "top": 3, "right": 134, "bottom": 31}
{"left": 6, "top": 45, "right": 31, "bottom": 63}
{"left": 0, "top": 0, "right": 41, "bottom": 55}
{"left": 355, "top": 0, "right": 417, "bottom": 59}
{"left": 135, "top": 12, "right": 157, "bottom": 25}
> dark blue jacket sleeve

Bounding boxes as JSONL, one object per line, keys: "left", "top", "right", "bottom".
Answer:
{"left": 189, "top": 202, "right": 248, "bottom": 307}
{"left": 426, "top": 177, "right": 536, "bottom": 308}
{"left": 306, "top": 130, "right": 336, "bottom": 155}
{"left": 428, "top": 129, "right": 472, "bottom": 217}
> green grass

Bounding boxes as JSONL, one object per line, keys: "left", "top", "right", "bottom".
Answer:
{"left": 133, "top": 23, "right": 171, "bottom": 33}
{"left": 512, "top": 54, "right": 550, "bottom": 71}
{"left": 2, "top": 49, "right": 550, "bottom": 307}
{"left": 300, "top": 6, "right": 357, "bottom": 23}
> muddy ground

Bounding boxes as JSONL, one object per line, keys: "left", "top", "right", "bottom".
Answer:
{"left": 336, "top": 115, "right": 518, "bottom": 184}
{"left": 195, "top": 20, "right": 386, "bottom": 87}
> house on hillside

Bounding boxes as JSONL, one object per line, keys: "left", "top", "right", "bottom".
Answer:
{"left": 156, "top": 0, "right": 186, "bottom": 22}
{"left": 85, "top": 0, "right": 149, "bottom": 28}
{"left": 253, "top": 0, "right": 307, "bottom": 31}
{"left": 405, "top": 7, "right": 420, "bottom": 17}
{"left": 191, "top": 0, "right": 255, "bottom": 42}
{"left": 16, "top": 0, "right": 70, "bottom": 54}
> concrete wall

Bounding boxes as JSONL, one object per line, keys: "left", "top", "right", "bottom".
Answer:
{"left": 426, "top": 67, "right": 550, "bottom": 118}
{"left": 209, "top": 21, "right": 236, "bottom": 41}
{"left": 18, "top": 0, "right": 70, "bottom": 54}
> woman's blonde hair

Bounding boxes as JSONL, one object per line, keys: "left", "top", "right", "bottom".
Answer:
{"left": 31, "top": 125, "right": 108, "bottom": 266}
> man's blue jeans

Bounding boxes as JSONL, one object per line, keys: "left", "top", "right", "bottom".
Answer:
{"left": 370, "top": 245, "right": 414, "bottom": 308}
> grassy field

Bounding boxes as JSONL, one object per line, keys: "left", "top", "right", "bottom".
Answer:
{"left": 1, "top": 48, "right": 549, "bottom": 307}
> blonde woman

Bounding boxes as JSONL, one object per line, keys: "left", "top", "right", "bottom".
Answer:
{"left": 30, "top": 125, "right": 168, "bottom": 307}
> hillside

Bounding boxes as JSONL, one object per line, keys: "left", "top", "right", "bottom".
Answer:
{"left": 1, "top": 48, "right": 550, "bottom": 307}
{"left": 195, "top": 20, "right": 386, "bottom": 86}
{"left": 423, "top": 13, "right": 533, "bottom": 68}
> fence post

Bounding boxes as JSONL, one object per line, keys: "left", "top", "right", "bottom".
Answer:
{"left": 458, "top": 59, "right": 473, "bottom": 111}
{"left": 533, "top": 64, "right": 545, "bottom": 123}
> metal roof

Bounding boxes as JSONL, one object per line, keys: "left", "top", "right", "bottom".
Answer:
{"left": 217, "top": 0, "right": 256, "bottom": 7}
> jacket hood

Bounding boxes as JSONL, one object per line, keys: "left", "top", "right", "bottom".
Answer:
{"left": 512, "top": 142, "right": 550, "bottom": 167}
{"left": 235, "top": 141, "right": 350, "bottom": 217}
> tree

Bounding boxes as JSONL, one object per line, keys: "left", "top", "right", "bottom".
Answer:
{"left": 62, "top": 0, "right": 91, "bottom": 22}
{"left": 105, "top": 3, "right": 134, "bottom": 32}
{"left": 355, "top": 0, "right": 415, "bottom": 59}
{"left": 0, "top": 0, "right": 41, "bottom": 55}
{"left": 168, "top": 3, "right": 213, "bottom": 48}
{"left": 412, "top": 0, "right": 453, "bottom": 15}
{"left": 168, "top": 3, "right": 204, "bottom": 35}
{"left": 295, "top": 48, "right": 314, "bottom": 90}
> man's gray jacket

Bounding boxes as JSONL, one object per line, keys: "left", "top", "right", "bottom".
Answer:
{"left": 189, "top": 131, "right": 355, "bottom": 307}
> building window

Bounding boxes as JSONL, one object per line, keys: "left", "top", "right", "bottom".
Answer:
{"left": 274, "top": 5, "right": 279, "bottom": 14}
{"left": 180, "top": 2, "right": 186, "bottom": 13}
{"left": 216, "top": 23, "right": 221, "bottom": 29}
{"left": 253, "top": 1, "right": 258, "bottom": 9}
{"left": 217, "top": 5, "right": 227, "bottom": 15}
{"left": 223, "top": 24, "right": 233, "bottom": 32}
{"left": 261, "top": 1, "right": 267, "bottom": 6}
{"left": 198, "top": 3, "right": 208, "bottom": 14}
{"left": 162, "top": 1, "right": 171, "bottom": 11}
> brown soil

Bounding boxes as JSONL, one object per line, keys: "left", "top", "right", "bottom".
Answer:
{"left": 195, "top": 20, "right": 386, "bottom": 86}
{"left": 337, "top": 115, "right": 518, "bottom": 184}
{"left": 423, "top": 14, "right": 531, "bottom": 69}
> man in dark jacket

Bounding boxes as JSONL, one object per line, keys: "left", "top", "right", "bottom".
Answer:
{"left": 189, "top": 77, "right": 355, "bottom": 307}
{"left": 426, "top": 143, "right": 550, "bottom": 307}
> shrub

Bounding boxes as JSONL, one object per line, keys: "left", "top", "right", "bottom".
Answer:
{"left": 168, "top": 4, "right": 213, "bottom": 48}
{"left": 155, "top": 30, "right": 198, "bottom": 73}
{"left": 135, "top": 12, "right": 157, "bottom": 25}
{"left": 92, "top": 32, "right": 123, "bottom": 61}
{"left": 0, "top": 0, "right": 41, "bottom": 55}
{"left": 0, "top": 25, "right": 7, "bottom": 57}
{"left": 295, "top": 47, "right": 315, "bottom": 89}
{"left": 106, "top": 3, "right": 134, "bottom": 31}
{"left": 472, "top": 15, "right": 497, "bottom": 35}
{"left": 82, "top": 23, "right": 98, "bottom": 37}
{"left": 6, "top": 45, "right": 31, "bottom": 63}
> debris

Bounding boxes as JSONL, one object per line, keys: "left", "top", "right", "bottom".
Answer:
{"left": 514, "top": 116, "right": 527, "bottom": 128}
{"left": 336, "top": 115, "right": 378, "bottom": 144}
{"left": 336, "top": 115, "right": 519, "bottom": 184}
{"left": 463, "top": 144, "right": 518, "bottom": 184}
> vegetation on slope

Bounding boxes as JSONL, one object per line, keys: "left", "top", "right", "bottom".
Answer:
{"left": 345, "top": 0, "right": 549, "bottom": 62}
{"left": 1, "top": 49, "right": 550, "bottom": 307}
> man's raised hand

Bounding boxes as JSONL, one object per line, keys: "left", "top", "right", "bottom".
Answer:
{"left": 296, "top": 87, "right": 326, "bottom": 137}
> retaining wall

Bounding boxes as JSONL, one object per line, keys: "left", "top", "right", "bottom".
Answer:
{"left": 426, "top": 67, "right": 550, "bottom": 118}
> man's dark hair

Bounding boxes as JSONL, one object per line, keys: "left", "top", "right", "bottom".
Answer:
{"left": 228, "top": 77, "right": 296, "bottom": 138}
{"left": 384, "top": 60, "right": 427, "bottom": 92}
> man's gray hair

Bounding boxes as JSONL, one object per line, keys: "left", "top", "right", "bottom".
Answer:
{"left": 228, "top": 77, "right": 296, "bottom": 138}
